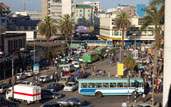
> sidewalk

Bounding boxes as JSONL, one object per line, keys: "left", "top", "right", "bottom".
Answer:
{"left": 0, "top": 66, "right": 56, "bottom": 84}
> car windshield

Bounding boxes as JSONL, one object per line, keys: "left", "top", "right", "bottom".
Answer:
{"left": 137, "top": 105, "right": 151, "bottom": 107}
{"left": 40, "top": 77, "right": 45, "bottom": 79}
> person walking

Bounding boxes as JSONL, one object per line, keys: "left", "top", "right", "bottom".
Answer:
{"left": 142, "top": 93, "right": 146, "bottom": 103}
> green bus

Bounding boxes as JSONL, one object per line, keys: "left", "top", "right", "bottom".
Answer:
{"left": 95, "top": 47, "right": 106, "bottom": 55}
{"left": 82, "top": 51, "right": 100, "bottom": 63}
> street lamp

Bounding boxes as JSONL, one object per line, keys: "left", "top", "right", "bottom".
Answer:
{"left": 11, "top": 48, "right": 25, "bottom": 100}
{"left": 133, "top": 33, "right": 136, "bottom": 50}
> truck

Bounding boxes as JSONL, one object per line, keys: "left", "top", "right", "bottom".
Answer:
{"left": 6, "top": 84, "right": 41, "bottom": 104}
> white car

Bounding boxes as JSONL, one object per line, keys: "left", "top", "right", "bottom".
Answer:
{"left": 73, "top": 62, "right": 81, "bottom": 68}
{"left": 24, "top": 70, "right": 33, "bottom": 77}
{"left": 39, "top": 75, "right": 51, "bottom": 83}
{"left": 63, "top": 82, "right": 78, "bottom": 92}
{"left": 16, "top": 73, "right": 26, "bottom": 80}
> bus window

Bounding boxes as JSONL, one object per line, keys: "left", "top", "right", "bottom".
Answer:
{"left": 103, "top": 83, "right": 109, "bottom": 88}
{"left": 96, "top": 83, "right": 102, "bottom": 88}
{"left": 110, "top": 83, "right": 116, "bottom": 88}
{"left": 131, "top": 83, "right": 135, "bottom": 87}
{"left": 118, "top": 83, "right": 123, "bottom": 87}
{"left": 124, "top": 83, "right": 128, "bottom": 87}
{"left": 88, "top": 83, "right": 95, "bottom": 88}
{"left": 81, "top": 83, "right": 87, "bottom": 88}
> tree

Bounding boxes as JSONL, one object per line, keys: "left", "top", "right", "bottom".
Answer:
{"left": 38, "top": 16, "right": 57, "bottom": 41}
{"left": 124, "top": 57, "right": 136, "bottom": 71}
{"left": 58, "top": 14, "right": 74, "bottom": 46}
{"left": 115, "top": 12, "right": 131, "bottom": 62}
{"left": 151, "top": 0, "right": 165, "bottom": 23}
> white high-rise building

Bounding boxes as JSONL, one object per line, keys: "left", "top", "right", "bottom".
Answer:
{"left": 42, "top": 0, "right": 75, "bottom": 20}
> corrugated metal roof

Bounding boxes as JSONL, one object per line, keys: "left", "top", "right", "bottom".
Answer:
{"left": 16, "top": 20, "right": 40, "bottom": 26}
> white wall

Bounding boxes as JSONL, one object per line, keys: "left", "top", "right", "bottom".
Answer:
{"left": 163, "top": 0, "right": 171, "bottom": 106}
{"left": 62, "top": 0, "right": 71, "bottom": 15}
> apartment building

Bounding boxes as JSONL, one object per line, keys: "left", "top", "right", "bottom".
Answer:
{"left": 77, "top": 1, "right": 101, "bottom": 12}
{"left": 15, "top": 11, "right": 42, "bottom": 20}
{"left": 75, "top": 4, "right": 93, "bottom": 26}
{"left": 42, "top": 0, "right": 75, "bottom": 20}
{"left": 94, "top": 12, "right": 155, "bottom": 46}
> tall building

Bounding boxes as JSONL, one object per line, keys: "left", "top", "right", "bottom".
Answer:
{"left": 77, "top": 1, "right": 101, "bottom": 12}
{"left": 41, "top": 0, "right": 75, "bottom": 20}
{"left": 75, "top": 4, "right": 93, "bottom": 26}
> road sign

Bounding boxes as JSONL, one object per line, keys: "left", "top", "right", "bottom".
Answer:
{"left": 33, "top": 63, "right": 39, "bottom": 74}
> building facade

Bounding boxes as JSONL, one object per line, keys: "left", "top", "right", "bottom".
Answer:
{"left": 15, "top": 11, "right": 42, "bottom": 20}
{"left": 75, "top": 4, "right": 93, "bottom": 26}
{"left": 77, "top": 1, "right": 101, "bottom": 12}
{"left": 94, "top": 12, "right": 155, "bottom": 46}
{"left": 41, "top": 0, "right": 75, "bottom": 20}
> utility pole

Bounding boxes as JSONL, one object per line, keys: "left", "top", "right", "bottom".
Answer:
{"left": 24, "top": 0, "right": 26, "bottom": 11}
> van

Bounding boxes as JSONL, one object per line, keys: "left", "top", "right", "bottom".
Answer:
{"left": 58, "top": 76, "right": 72, "bottom": 85}
{"left": 62, "top": 64, "right": 74, "bottom": 72}
{"left": 39, "top": 75, "right": 50, "bottom": 83}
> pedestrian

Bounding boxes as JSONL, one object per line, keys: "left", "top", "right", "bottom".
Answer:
{"left": 110, "top": 60, "right": 113, "bottom": 66}
{"left": 121, "top": 100, "right": 127, "bottom": 107}
{"left": 103, "top": 70, "right": 106, "bottom": 76}
{"left": 108, "top": 72, "right": 111, "bottom": 77}
{"left": 142, "top": 93, "right": 146, "bottom": 103}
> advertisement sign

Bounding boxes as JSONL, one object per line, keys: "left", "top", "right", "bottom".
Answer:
{"left": 33, "top": 63, "right": 39, "bottom": 74}
{"left": 117, "top": 63, "right": 124, "bottom": 76}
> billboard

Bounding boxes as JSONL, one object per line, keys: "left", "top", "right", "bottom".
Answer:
{"left": 136, "top": 4, "right": 146, "bottom": 18}
{"left": 117, "top": 63, "right": 124, "bottom": 76}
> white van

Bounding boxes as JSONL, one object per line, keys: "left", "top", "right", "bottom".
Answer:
{"left": 6, "top": 84, "right": 41, "bottom": 104}
{"left": 39, "top": 75, "right": 50, "bottom": 83}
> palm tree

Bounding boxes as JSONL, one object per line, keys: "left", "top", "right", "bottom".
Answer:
{"left": 38, "top": 16, "right": 57, "bottom": 41}
{"left": 115, "top": 11, "right": 131, "bottom": 62}
{"left": 58, "top": 14, "right": 74, "bottom": 46}
{"left": 150, "top": 0, "right": 165, "bottom": 23}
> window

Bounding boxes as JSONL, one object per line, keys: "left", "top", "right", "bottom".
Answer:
{"left": 131, "top": 83, "right": 135, "bottom": 87}
{"left": 103, "top": 83, "right": 109, "bottom": 88}
{"left": 117, "top": 83, "right": 123, "bottom": 87}
{"left": 24, "top": 26, "right": 28, "bottom": 30}
{"left": 15, "top": 40, "right": 19, "bottom": 49}
{"left": 96, "top": 83, "right": 102, "bottom": 88}
{"left": 88, "top": 83, "right": 95, "bottom": 88}
{"left": 31, "top": 26, "right": 35, "bottom": 30}
{"left": 20, "top": 39, "right": 23, "bottom": 48}
{"left": 110, "top": 83, "right": 116, "bottom": 88}
{"left": 88, "top": 10, "right": 90, "bottom": 12}
{"left": 10, "top": 40, "right": 14, "bottom": 50}
{"left": 81, "top": 83, "right": 87, "bottom": 88}
{"left": 80, "top": 10, "right": 82, "bottom": 12}
{"left": 124, "top": 83, "right": 128, "bottom": 87}
{"left": 80, "top": 14, "right": 82, "bottom": 17}
{"left": 88, "top": 14, "right": 91, "bottom": 17}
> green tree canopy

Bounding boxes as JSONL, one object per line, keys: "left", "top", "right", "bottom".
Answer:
{"left": 58, "top": 14, "right": 75, "bottom": 45}
{"left": 38, "top": 16, "right": 57, "bottom": 41}
{"left": 123, "top": 57, "right": 136, "bottom": 70}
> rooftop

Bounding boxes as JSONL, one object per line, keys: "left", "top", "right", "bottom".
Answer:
{"left": 76, "top": 4, "right": 92, "bottom": 9}
{"left": 16, "top": 20, "right": 41, "bottom": 26}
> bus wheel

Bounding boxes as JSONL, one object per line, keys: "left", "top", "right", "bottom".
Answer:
{"left": 95, "top": 91, "right": 102, "bottom": 98}
{"left": 132, "top": 91, "right": 138, "bottom": 97}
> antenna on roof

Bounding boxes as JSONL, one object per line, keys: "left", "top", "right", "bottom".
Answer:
{"left": 24, "top": 0, "right": 26, "bottom": 11}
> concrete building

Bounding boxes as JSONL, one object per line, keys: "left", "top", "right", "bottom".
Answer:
{"left": 107, "top": 5, "right": 136, "bottom": 18}
{"left": 94, "top": 12, "right": 155, "bottom": 46}
{"left": 15, "top": 11, "right": 42, "bottom": 20}
{"left": 77, "top": 1, "right": 101, "bottom": 12}
{"left": 75, "top": 4, "right": 93, "bottom": 26}
{"left": 0, "top": 33, "right": 26, "bottom": 56}
{"left": 41, "top": 0, "right": 75, "bottom": 20}
{"left": 0, "top": 3, "right": 11, "bottom": 16}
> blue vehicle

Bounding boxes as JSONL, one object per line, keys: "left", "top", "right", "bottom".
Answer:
{"left": 78, "top": 78, "right": 144, "bottom": 97}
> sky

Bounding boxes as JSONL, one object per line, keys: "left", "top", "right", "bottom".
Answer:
{"left": 0, "top": 0, "right": 150, "bottom": 12}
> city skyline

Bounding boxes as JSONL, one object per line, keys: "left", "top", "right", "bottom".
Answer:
{"left": 0, "top": 0, "right": 150, "bottom": 12}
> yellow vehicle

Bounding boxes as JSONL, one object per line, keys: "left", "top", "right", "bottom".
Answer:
{"left": 58, "top": 76, "right": 72, "bottom": 85}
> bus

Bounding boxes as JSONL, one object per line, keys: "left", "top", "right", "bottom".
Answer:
{"left": 69, "top": 40, "right": 86, "bottom": 49}
{"left": 84, "top": 40, "right": 113, "bottom": 47}
{"left": 95, "top": 47, "right": 106, "bottom": 55}
{"left": 78, "top": 78, "right": 144, "bottom": 97}
{"left": 82, "top": 51, "right": 100, "bottom": 63}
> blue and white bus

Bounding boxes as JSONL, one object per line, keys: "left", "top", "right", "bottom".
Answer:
{"left": 78, "top": 78, "right": 144, "bottom": 97}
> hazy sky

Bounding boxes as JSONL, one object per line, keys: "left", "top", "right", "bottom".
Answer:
{"left": 0, "top": 0, "right": 150, "bottom": 12}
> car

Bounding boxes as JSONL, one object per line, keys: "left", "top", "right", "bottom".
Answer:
{"left": 20, "top": 81, "right": 30, "bottom": 85}
{"left": 0, "top": 96, "right": 19, "bottom": 107}
{"left": 63, "top": 82, "right": 78, "bottom": 92}
{"left": 46, "top": 82, "right": 63, "bottom": 92}
{"left": 62, "top": 64, "right": 74, "bottom": 72}
{"left": 39, "top": 75, "right": 51, "bottom": 83}
{"left": 24, "top": 70, "right": 33, "bottom": 77}
{"left": 16, "top": 73, "right": 26, "bottom": 80}
{"left": 58, "top": 76, "right": 72, "bottom": 85}
{"left": 57, "top": 97, "right": 85, "bottom": 107}
{"left": 40, "top": 102, "right": 61, "bottom": 107}
{"left": 41, "top": 89, "right": 65, "bottom": 99}
{"left": 73, "top": 62, "right": 81, "bottom": 68}
{"left": 137, "top": 103, "right": 152, "bottom": 107}
{"left": 0, "top": 84, "right": 9, "bottom": 94}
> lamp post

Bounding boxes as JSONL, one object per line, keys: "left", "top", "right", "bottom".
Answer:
{"left": 133, "top": 33, "right": 136, "bottom": 50}
{"left": 11, "top": 48, "right": 25, "bottom": 100}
